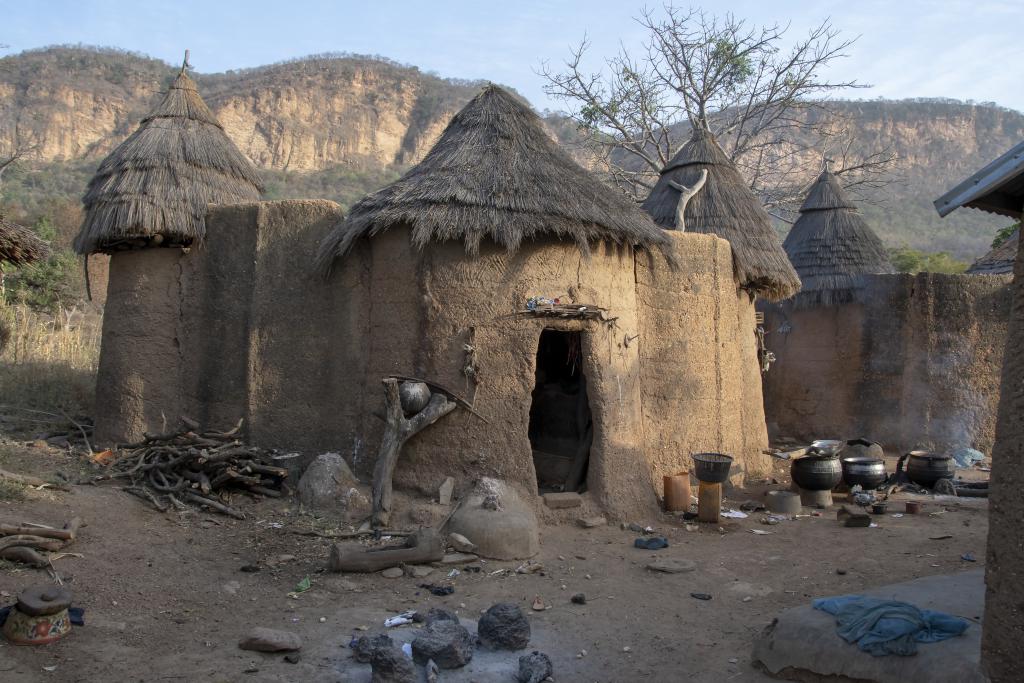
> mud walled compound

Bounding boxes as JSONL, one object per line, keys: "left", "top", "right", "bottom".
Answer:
{"left": 94, "top": 199, "right": 771, "bottom": 520}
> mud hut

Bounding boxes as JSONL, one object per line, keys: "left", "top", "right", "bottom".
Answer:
{"left": 640, "top": 126, "right": 801, "bottom": 301}
{"left": 761, "top": 164, "right": 1012, "bottom": 453}
{"left": 967, "top": 229, "right": 1018, "bottom": 275}
{"left": 84, "top": 60, "right": 262, "bottom": 444}
{"left": 91, "top": 83, "right": 772, "bottom": 522}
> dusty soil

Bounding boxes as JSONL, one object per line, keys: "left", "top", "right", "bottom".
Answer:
{"left": 0, "top": 444, "right": 988, "bottom": 682}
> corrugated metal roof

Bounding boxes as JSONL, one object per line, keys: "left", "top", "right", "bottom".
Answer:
{"left": 934, "top": 139, "right": 1024, "bottom": 218}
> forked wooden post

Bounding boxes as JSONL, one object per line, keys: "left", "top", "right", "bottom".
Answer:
{"left": 668, "top": 168, "right": 708, "bottom": 232}
{"left": 370, "top": 378, "right": 457, "bottom": 527}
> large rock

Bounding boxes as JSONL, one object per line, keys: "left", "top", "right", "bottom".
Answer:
{"left": 448, "top": 478, "right": 539, "bottom": 560}
{"left": 352, "top": 633, "right": 393, "bottom": 663}
{"left": 238, "top": 627, "right": 302, "bottom": 652}
{"left": 517, "top": 651, "right": 554, "bottom": 683}
{"left": 411, "top": 621, "right": 474, "bottom": 669}
{"left": 297, "top": 452, "right": 369, "bottom": 516}
{"left": 370, "top": 645, "right": 417, "bottom": 683}
{"left": 478, "top": 603, "right": 531, "bottom": 650}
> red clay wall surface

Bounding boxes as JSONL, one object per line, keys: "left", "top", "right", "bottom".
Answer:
{"left": 761, "top": 273, "right": 1012, "bottom": 453}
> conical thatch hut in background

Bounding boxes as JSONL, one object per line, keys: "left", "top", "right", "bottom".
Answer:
{"left": 0, "top": 216, "right": 49, "bottom": 267}
{"left": 88, "top": 60, "right": 263, "bottom": 446}
{"left": 641, "top": 126, "right": 801, "bottom": 301}
{"left": 93, "top": 84, "right": 773, "bottom": 522}
{"left": 761, "top": 166, "right": 1012, "bottom": 454}
{"left": 74, "top": 67, "right": 263, "bottom": 254}
{"left": 782, "top": 167, "right": 894, "bottom": 308}
{"left": 967, "top": 229, "right": 1018, "bottom": 275}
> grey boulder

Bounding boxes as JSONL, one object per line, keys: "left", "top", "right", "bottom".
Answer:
{"left": 238, "top": 627, "right": 302, "bottom": 652}
{"left": 478, "top": 603, "right": 530, "bottom": 650}
{"left": 411, "top": 620, "right": 474, "bottom": 669}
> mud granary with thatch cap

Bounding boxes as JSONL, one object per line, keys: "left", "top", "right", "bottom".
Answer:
{"left": 75, "top": 59, "right": 263, "bottom": 447}
{"left": 760, "top": 167, "right": 1012, "bottom": 454}
{"left": 92, "top": 83, "right": 773, "bottom": 520}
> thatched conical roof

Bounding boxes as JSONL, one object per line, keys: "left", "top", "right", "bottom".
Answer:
{"left": 73, "top": 68, "right": 263, "bottom": 254}
{"left": 640, "top": 127, "right": 800, "bottom": 301}
{"left": 0, "top": 216, "right": 50, "bottom": 265}
{"left": 316, "top": 85, "right": 670, "bottom": 273}
{"left": 967, "top": 229, "right": 1018, "bottom": 275}
{"left": 781, "top": 168, "right": 894, "bottom": 307}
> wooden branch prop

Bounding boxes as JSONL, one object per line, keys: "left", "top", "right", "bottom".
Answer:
{"left": 328, "top": 528, "right": 443, "bottom": 573}
{"left": 668, "top": 169, "right": 708, "bottom": 232}
{"left": 371, "top": 379, "right": 457, "bottom": 527}
{"left": 0, "top": 535, "right": 64, "bottom": 553}
{"left": 388, "top": 374, "right": 488, "bottom": 424}
{"left": 0, "top": 546, "right": 48, "bottom": 567}
{"left": 0, "top": 516, "right": 81, "bottom": 541}
{"left": 0, "top": 468, "right": 49, "bottom": 487}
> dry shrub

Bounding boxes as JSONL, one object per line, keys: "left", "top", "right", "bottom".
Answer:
{"left": 0, "top": 304, "right": 99, "bottom": 419}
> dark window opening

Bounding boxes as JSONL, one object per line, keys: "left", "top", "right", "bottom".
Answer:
{"left": 529, "top": 329, "right": 593, "bottom": 494}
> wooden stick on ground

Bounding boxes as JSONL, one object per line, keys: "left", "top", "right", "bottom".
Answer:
{"left": 328, "top": 529, "right": 443, "bottom": 572}
{"left": 0, "top": 535, "right": 64, "bottom": 553}
{"left": 370, "top": 379, "right": 456, "bottom": 528}
{"left": 0, "top": 546, "right": 49, "bottom": 567}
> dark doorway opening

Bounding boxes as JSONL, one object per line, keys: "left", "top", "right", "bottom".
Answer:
{"left": 529, "top": 329, "right": 593, "bottom": 494}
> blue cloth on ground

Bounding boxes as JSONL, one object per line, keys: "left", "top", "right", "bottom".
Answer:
{"left": 812, "top": 595, "right": 969, "bottom": 656}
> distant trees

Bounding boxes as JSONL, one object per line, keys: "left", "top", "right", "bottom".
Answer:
{"left": 992, "top": 223, "right": 1019, "bottom": 249}
{"left": 889, "top": 247, "right": 968, "bottom": 275}
{"left": 539, "top": 5, "right": 897, "bottom": 219}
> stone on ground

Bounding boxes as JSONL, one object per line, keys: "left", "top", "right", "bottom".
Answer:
{"left": 517, "top": 650, "right": 554, "bottom": 683}
{"left": 448, "top": 478, "right": 539, "bottom": 560}
{"left": 380, "top": 566, "right": 404, "bottom": 578}
{"left": 438, "top": 476, "right": 455, "bottom": 505}
{"left": 352, "top": 633, "right": 394, "bottom": 663}
{"left": 478, "top": 603, "right": 531, "bottom": 650}
{"left": 411, "top": 620, "right": 474, "bottom": 668}
{"left": 542, "top": 492, "right": 582, "bottom": 509}
{"left": 576, "top": 515, "right": 607, "bottom": 528}
{"left": 406, "top": 565, "right": 434, "bottom": 579}
{"left": 447, "top": 532, "right": 477, "bottom": 553}
{"left": 646, "top": 558, "right": 697, "bottom": 574}
{"left": 297, "top": 452, "right": 369, "bottom": 517}
{"left": 425, "top": 607, "right": 460, "bottom": 627}
{"left": 752, "top": 571, "right": 985, "bottom": 683}
{"left": 238, "top": 627, "right": 302, "bottom": 652}
{"left": 370, "top": 645, "right": 417, "bottom": 683}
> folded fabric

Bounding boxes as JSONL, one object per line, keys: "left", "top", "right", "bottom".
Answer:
{"left": 813, "top": 595, "right": 969, "bottom": 656}
{"left": 633, "top": 536, "right": 668, "bottom": 550}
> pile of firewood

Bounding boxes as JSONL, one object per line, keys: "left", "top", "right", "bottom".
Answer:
{"left": 100, "top": 419, "right": 288, "bottom": 519}
{"left": 0, "top": 517, "right": 82, "bottom": 568}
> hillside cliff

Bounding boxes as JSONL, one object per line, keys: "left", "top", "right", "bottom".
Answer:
{"left": 1, "top": 46, "right": 1019, "bottom": 258}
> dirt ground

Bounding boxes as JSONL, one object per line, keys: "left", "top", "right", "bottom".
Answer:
{"left": 0, "top": 443, "right": 989, "bottom": 683}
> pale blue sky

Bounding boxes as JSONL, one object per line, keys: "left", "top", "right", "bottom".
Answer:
{"left": 1, "top": 0, "right": 1021, "bottom": 111}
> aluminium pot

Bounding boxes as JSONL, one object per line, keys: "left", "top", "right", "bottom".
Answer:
{"left": 904, "top": 451, "right": 955, "bottom": 488}
{"left": 841, "top": 456, "right": 888, "bottom": 490}
{"left": 791, "top": 454, "right": 843, "bottom": 491}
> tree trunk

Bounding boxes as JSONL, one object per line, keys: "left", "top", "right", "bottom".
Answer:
{"left": 371, "top": 378, "right": 457, "bottom": 527}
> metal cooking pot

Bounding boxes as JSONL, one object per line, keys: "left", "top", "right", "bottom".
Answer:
{"left": 791, "top": 454, "right": 843, "bottom": 491}
{"left": 903, "top": 451, "right": 955, "bottom": 488}
{"left": 841, "top": 456, "right": 887, "bottom": 489}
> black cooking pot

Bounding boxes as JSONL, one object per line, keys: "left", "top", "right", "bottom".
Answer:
{"left": 841, "top": 456, "right": 887, "bottom": 489}
{"left": 904, "top": 451, "right": 955, "bottom": 488}
{"left": 692, "top": 452, "right": 733, "bottom": 484}
{"left": 791, "top": 454, "right": 843, "bottom": 491}
{"left": 844, "top": 438, "right": 884, "bottom": 461}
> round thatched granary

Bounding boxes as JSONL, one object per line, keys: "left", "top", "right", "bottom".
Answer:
{"left": 314, "top": 86, "right": 772, "bottom": 519}
{"left": 0, "top": 216, "right": 50, "bottom": 267}
{"left": 78, "top": 63, "right": 263, "bottom": 443}
{"left": 761, "top": 169, "right": 1012, "bottom": 453}
{"left": 967, "top": 228, "right": 1018, "bottom": 275}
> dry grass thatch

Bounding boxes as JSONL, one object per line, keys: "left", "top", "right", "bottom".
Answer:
{"left": 0, "top": 217, "right": 50, "bottom": 266}
{"left": 782, "top": 168, "right": 894, "bottom": 308}
{"left": 967, "top": 229, "right": 1018, "bottom": 275}
{"left": 316, "top": 85, "right": 670, "bottom": 274}
{"left": 73, "top": 70, "right": 263, "bottom": 255}
{"left": 640, "top": 128, "right": 801, "bottom": 301}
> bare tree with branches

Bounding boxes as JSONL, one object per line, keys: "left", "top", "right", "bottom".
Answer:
{"left": 539, "top": 5, "right": 897, "bottom": 220}
{"left": 0, "top": 131, "right": 39, "bottom": 191}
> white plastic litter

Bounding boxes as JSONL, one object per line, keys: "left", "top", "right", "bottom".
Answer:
{"left": 385, "top": 611, "right": 417, "bottom": 628}
{"left": 721, "top": 509, "right": 748, "bottom": 519}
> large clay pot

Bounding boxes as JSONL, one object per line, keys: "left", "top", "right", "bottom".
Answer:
{"left": 905, "top": 451, "right": 955, "bottom": 488}
{"left": 841, "top": 456, "right": 887, "bottom": 489}
{"left": 791, "top": 454, "right": 843, "bottom": 491}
